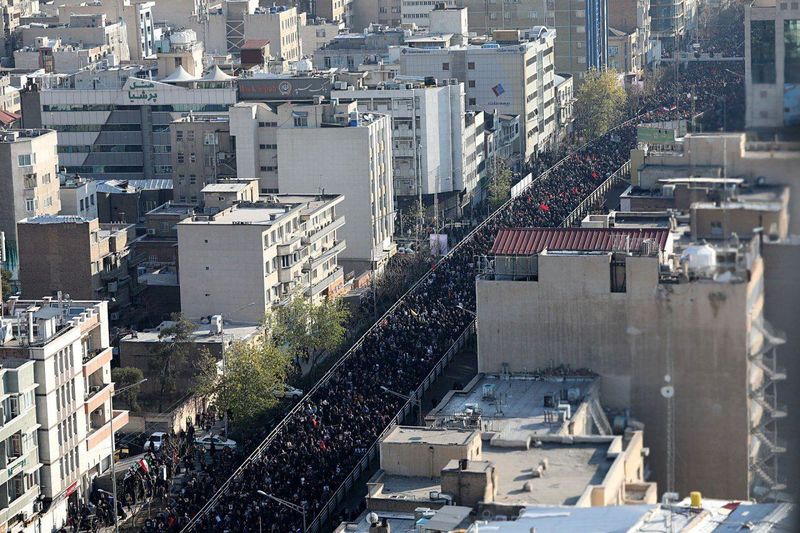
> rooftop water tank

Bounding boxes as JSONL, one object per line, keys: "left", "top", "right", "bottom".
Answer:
{"left": 681, "top": 244, "right": 717, "bottom": 273}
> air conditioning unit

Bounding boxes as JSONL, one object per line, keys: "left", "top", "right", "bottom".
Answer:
{"left": 33, "top": 500, "right": 44, "bottom": 513}
{"left": 209, "top": 314, "right": 223, "bottom": 335}
{"left": 147, "top": 228, "right": 156, "bottom": 235}
{"left": 90, "top": 385, "right": 101, "bottom": 394}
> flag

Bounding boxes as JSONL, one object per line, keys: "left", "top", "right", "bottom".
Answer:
{"left": 138, "top": 458, "right": 150, "bottom": 474}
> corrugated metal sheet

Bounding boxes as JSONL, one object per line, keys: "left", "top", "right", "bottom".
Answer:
{"left": 490, "top": 228, "right": 669, "bottom": 255}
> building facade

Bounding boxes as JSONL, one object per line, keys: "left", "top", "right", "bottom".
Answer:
{"left": 58, "top": 174, "right": 98, "bottom": 220}
{"left": 608, "top": 0, "right": 652, "bottom": 67}
{"left": 331, "top": 81, "right": 482, "bottom": 213}
{"left": 0, "top": 129, "right": 60, "bottom": 277}
{"left": 649, "top": 0, "right": 686, "bottom": 50}
{"left": 455, "top": 0, "right": 608, "bottom": 81}
{"left": 745, "top": 0, "right": 800, "bottom": 129}
{"left": 170, "top": 114, "right": 236, "bottom": 205}
{"left": 0, "top": 298, "right": 127, "bottom": 530}
{"left": 20, "top": 67, "right": 237, "bottom": 181}
{"left": 18, "top": 13, "right": 130, "bottom": 62}
{"left": 400, "top": 27, "right": 557, "bottom": 162}
{"left": 17, "top": 216, "right": 135, "bottom": 319}
{"left": 177, "top": 194, "right": 346, "bottom": 323}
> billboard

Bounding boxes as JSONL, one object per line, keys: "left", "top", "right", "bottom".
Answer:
{"left": 238, "top": 77, "right": 332, "bottom": 101}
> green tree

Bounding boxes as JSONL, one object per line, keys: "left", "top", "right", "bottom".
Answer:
{"left": 111, "top": 367, "right": 145, "bottom": 412}
{"left": 270, "top": 295, "right": 350, "bottom": 370}
{"left": 194, "top": 341, "right": 291, "bottom": 427}
{"left": 150, "top": 313, "right": 195, "bottom": 412}
{"left": 574, "top": 68, "right": 627, "bottom": 140}
{"left": 487, "top": 160, "right": 513, "bottom": 212}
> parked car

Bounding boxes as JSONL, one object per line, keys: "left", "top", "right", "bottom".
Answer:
{"left": 274, "top": 385, "right": 304, "bottom": 399}
{"left": 195, "top": 434, "right": 237, "bottom": 451}
{"left": 143, "top": 432, "right": 167, "bottom": 452}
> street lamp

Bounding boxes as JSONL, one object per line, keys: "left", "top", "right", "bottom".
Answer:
{"left": 257, "top": 490, "right": 307, "bottom": 532}
{"left": 381, "top": 385, "right": 422, "bottom": 426}
{"left": 110, "top": 377, "right": 147, "bottom": 533}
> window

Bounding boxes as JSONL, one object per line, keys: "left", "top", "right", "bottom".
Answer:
{"left": 442, "top": 62, "right": 449, "bottom": 70}
{"left": 177, "top": 153, "right": 185, "bottom": 164}
{"left": 187, "top": 130, "right": 195, "bottom": 141}
{"left": 25, "top": 198, "right": 37, "bottom": 212}
{"left": 751, "top": 20, "right": 776, "bottom": 83}
{"left": 293, "top": 114, "right": 308, "bottom": 127}
{"left": 468, "top": 98, "right": 476, "bottom": 106}
{"left": 190, "top": 152, "right": 197, "bottom": 163}
{"left": 610, "top": 254, "right": 626, "bottom": 293}
{"left": 784, "top": 20, "right": 800, "bottom": 83}
{"left": 189, "top": 175, "right": 197, "bottom": 184}
{"left": 176, "top": 130, "right": 184, "bottom": 140}
{"left": 468, "top": 62, "right": 475, "bottom": 70}
{"left": 17, "top": 154, "right": 34, "bottom": 166}
{"left": 468, "top": 80, "right": 475, "bottom": 88}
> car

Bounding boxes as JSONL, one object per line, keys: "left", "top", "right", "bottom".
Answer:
{"left": 195, "top": 434, "right": 237, "bottom": 451}
{"left": 143, "top": 432, "right": 167, "bottom": 452}
{"left": 274, "top": 385, "right": 304, "bottom": 399}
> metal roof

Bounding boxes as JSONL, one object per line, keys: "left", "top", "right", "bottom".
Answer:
{"left": 490, "top": 228, "right": 670, "bottom": 255}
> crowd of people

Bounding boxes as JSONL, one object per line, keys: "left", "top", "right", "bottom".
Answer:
{"left": 128, "top": 64, "right": 744, "bottom": 532}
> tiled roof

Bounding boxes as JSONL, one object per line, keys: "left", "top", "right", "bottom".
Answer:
{"left": 490, "top": 228, "right": 670, "bottom": 255}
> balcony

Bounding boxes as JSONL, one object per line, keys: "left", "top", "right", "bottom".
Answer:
{"left": 307, "top": 240, "right": 346, "bottom": 271}
{"left": 394, "top": 147, "right": 415, "bottom": 158}
{"left": 304, "top": 216, "right": 345, "bottom": 246}
{"left": 82, "top": 346, "right": 112, "bottom": 378}
{"left": 276, "top": 235, "right": 302, "bottom": 255}
{"left": 84, "top": 383, "right": 113, "bottom": 414}
{"left": 86, "top": 410, "right": 128, "bottom": 451}
{"left": 305, "top": 266, "right": 345, "bottom": 298}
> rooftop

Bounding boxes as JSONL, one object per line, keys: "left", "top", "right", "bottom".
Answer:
{"left": 201, "top": 182, "right": 251, "bottom": 193}
{"left": 120, "top": 318, "right": 261, "bottom": 345}
{"left": 427, "top": 374, "right": 597, "bottom": 440}
{"left": 183, "top": 194, "right": 343, "bottom": 226}
{"left": 490, "top": 228, "right": 670, "bottom": 256}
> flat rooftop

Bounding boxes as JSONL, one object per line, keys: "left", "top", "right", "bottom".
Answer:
{"left": 120, "top": 319, "right": 260, "bottom": 345}
{"left": 202, "top": 182, "right": 251, "bottom": 193}
{"left": 183, "top": 194, "right": 342, "bottom": 226}
{"left": 383, "top": 426, "right": 476, "bottom": 446}
{"left": 377, "top": 442, "right": 612, "bottom": 506}
{"left": 428, "top": 374, "right": 597, "bottom": 440}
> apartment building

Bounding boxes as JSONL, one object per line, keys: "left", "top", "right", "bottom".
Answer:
{"left": 476, "top": 222, "right": 784, "bottom": 501}
{"left": 608, "top": 27, "right": 641, "bottom": 79}
{"left": 401, "top": 0, "right": 457, "bottom": 30}
{"left": 745, "top": 0, "right": 800, "bottom": 129}
{"left": 609, "top": 0, "right": 652, "bottom": 67}
{"left": 554, "top": 73, "right": 574, "bottom": 141}
{"left": 13, "top": 37, "right": 118, "bottom": 74}
{"left": 400, "top": 27, "right": 557, "bottom": 162}
{"left": 189, "top": 1, "right": 301, "bottom": 59}
{"left": 313, "top": 27, "right": 407, "bottom": 70}
{"left": 58, "top": 174, "right": 98, "bottom": 220}
{"left": 20, "top": 66, "right": 237, "bottom": 181}
{"left": 455, "top": 0, "right": 608, "bottom": 81}
{"left": 649, "top": 0, "right": 686, "bottom": 50}
{"left": 298, "top": 15, "right": 345, "bottom": 57}
{"left": 170, "top": 114, "right": 236, "bottom": 205}
{"left": 155, "top": 29, "right": 204, "bottom": 79}
{"left": 0, "top": 298, "right": 127, "bottom": 529}
{"left": 46, "top": 0, "right": 156, "bottom": 60}
{"left": 0, "top": 75, "right": 20, "bottom": 115}
{"left": 230, "top": 100, "right": 395, "bottom": 271}
{"left": 0, "top": 129, "right": 60, "bottom": 277}
{"left": 0, "top": 0, "right": 39, "bottom": 59}
{"left": 178, "top": 193, "right": 346, "bottom": 323}
{"left": 17, "top": 216, "right": 135, "bottom": 320}
{"left": 17, "top": 13, "right": 130, "bottom": 62}
{"left": 300, "top": 0, "right": 353, "bottom": 25}
{"left": 331, "top": 80, "right": 482, "bottom": 215}
{"left": 0, "top": 359, "right": 40, "bottom": 531}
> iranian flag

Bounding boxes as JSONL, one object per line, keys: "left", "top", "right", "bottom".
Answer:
{"left": 138, "top": 458, "right": 150, "bottom": 474}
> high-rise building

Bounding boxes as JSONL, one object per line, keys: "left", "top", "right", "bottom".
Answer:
{"left": 20, "top": 66, "right": 237, "bottom": 181}
{"left": 0, "top": 297, "right": 128, "bottom": 529}
{"left": 0, "top": 128, "right": 60, "bottom": 277}
{"left": 649, "top": 0, "right": 686, "bottom": 50}
{"left": 400, "top": 27, "right": 557, "bottom": 162}
{"left": 608, "top": 0, "right": 652, "bottom": 67}
{"left": 745, "top": 0, "right": 800, "bottom": 130}
{"left": 177, "top": 193, "right": 347, "bottom": 323}
{"left": 454, "top": 0, "right": 608, "bottom": 81}
{"left": 331, "top": 80, "right": 483, "bottom": 216}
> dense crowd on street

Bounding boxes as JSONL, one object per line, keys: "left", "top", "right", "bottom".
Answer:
{"left": 128, "top": 64, "right": 744, "bottom": 532}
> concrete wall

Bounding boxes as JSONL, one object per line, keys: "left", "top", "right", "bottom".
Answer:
{"left": 476, "top": 252, "right": 754, "bottom": 499}
{"left": 379, "top": 432, "right": 482, "bottom": 478}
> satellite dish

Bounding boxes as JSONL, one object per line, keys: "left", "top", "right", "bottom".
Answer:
{"left": 367, "top": 512, "right": 379, "bottom": 525}
{"left": 661, "top": 386, "right": 675, "bottom": 398}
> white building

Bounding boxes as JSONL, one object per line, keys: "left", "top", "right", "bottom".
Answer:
{"left": 400, "top": 27, "right": 557, "bottom": 162}
{"left": 231, "top": 100, "right": 395, "bottom": 271}
{"left": 298, "top": 14, "right": 345, "bottom": 57}
{"left": 0, "top": 297, "right": 127, "bottom": 530}
{"left": 155, "top": 29, "right": 204, "bottom": 79}
{"left": 401, "top": 0, "right": 457, "bottom": 30}
{"left": 178, "top": 193, "right": 347, "bottom": 323}
{"left": 331, "top": 80, "right": 482, "bottom": 214}
{"left": 745, "top": 0, "right": 800, "bottom": 130}
{"left": 18, "top": 13, "right": 130, "bottom": 63}
{"left": 58, "top": 174, "right": 97, "bottom": 220}
{"left": 20, "top": 66, "right": 237, "bottom": 181}
{"left": 14, "top": 37, "right": 118, "bottom": 75}
{"left": 0, "top": 359, "right": 40, "bottom": 531}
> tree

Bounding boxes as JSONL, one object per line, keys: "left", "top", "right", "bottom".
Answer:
{"left": 573, "top": 69, "right": 627, "bottom": 140}
{"left": 487, "top": 159, "right": 513, "bottom": 212}
{"left": 111, "top": 367, "right": 145, "bottom": 412}
{"left": 194, "top": 341, "right": 291, "bottom": 427}
{"left": 150, "top": 313, "right": 196, "bottom": 412}
{"left": 270, "top": 295, "right": 350, "bottom": 370}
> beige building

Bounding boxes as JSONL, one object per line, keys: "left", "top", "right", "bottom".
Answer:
{"left": 554, "top": 73, "right": 574, "bottom": 142}
{"left": 17, "top": 216, "right": 135, "bottom": 320}
{"left": 745, "top": 0, "right": 800, "bottom": 130}
{"left": 156, "top": 29, "right": 204, "bottom": 79}
{"left": 18, "top": 13, "right": 130, "bottom": 62}
{"left": 609, "top": 27, "right": 641, "bottom": 79}
{"left": 399, "top": 27, "right": 557, "bottom": 162}
{"left": 178, "top": 193, "right": 347, "bottom": 323}
{"left": 0, "top": 75, "right": 21, "bottom": 115}
{"left": 476, "top": 225, "right": 784, "bottom": 501}
{"left": 230, "top": 100, "right": 395, "bottom": 271}
{"left": 0, "top": 129, "right": 60, "bottom": 277}
{"left": 0, "top": 0, "right": 39, "bottom": 58}
{"left": 0, "top": 297, "right": 128, "bottom": 530}
{"left": 298, "top": 14, "right": 344, "bottom": 57}
{"left": 170, "top": 114, "right": 236, "bottom": 205}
